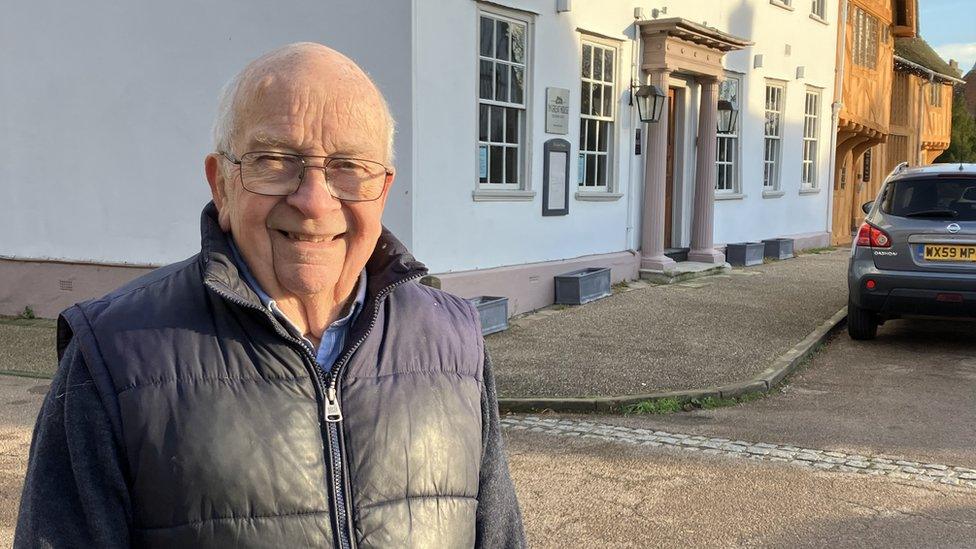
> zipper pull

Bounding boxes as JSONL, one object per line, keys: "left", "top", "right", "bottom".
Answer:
{"left": 325, "top": 386, "right": 343, "bottom": 422}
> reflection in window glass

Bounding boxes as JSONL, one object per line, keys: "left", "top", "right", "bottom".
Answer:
{"left": 579, "top": 41, "right": 616, "bottom": 190}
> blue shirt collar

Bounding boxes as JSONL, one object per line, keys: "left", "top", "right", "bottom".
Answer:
{"left": 227, "top": 236, "right": 367, "bottom": 337}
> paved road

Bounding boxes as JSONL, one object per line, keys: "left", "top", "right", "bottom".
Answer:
{"left": 505, "top": 317, "right": 976, "bottom": 547}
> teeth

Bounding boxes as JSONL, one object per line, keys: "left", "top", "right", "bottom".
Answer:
{"left": 287, "top": 232, "right": 327, "bottom": 242}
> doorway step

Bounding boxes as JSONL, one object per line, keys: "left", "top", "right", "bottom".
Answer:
{"left": 664, "top": 247, "right": 690, "bottom": 262}
{"left": 639, "top": 260, "right": 731, "bottom": 285}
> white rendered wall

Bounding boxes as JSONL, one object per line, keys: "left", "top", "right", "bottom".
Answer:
{"left": 412, "top": 0, "right": 641, "bottom": 273}
{"left": 0, "top": 1, "right": 413, "bottom": 265}
{"left": 411, "top": 0, "right": 837, "bottom": 274}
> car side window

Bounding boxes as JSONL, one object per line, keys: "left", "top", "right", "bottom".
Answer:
{"left": 879, "top": 184, "right": 894, "bottom": 213}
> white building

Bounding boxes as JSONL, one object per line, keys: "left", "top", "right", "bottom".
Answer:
{"left": 0, "top": 0, "right": 838, "bottom": 318}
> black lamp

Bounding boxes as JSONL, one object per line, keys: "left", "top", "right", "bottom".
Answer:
{"left": 634, "top": 84, "right": 666, "bottom": 123}
{"left": 717, "top": 99, "right": 738, "bottom": 134}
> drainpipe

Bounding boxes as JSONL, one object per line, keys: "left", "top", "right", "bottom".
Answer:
{"left": 825, "top": 0, "right": 849, "bottom": 237}
{"left": 625, "top": 15, "right": 641, "bottom": 252}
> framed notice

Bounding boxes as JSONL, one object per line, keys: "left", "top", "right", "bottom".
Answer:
{"left": 542, "top": 138, "right": 570, "bottom": 216}
{"left": 545, "top": 88, "right": 570, "bottom": 134}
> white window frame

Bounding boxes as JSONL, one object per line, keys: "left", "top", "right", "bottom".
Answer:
{"left": 852, "top": 7, "right": 879, "bottom": 70}
{"left": 763, "top": 80, "right": 786, "bottom": 193}
{"left": 716, "top": 75, "right": 742, "bottom": 196}
{"left": 811, "top": 0, "right": 826, "bottom": 19}
{"left": 476, "top": 9, "right": 531, "bottom": 195}
{"left": 801, "top": 87, "right": 822, "bottom": 190}
{"left": 578, "top": 38, "right": 618, "bottom": 193}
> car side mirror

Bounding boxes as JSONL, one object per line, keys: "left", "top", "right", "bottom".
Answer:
{"left": 861, "top": 201, "right": 874, "bottom": 214}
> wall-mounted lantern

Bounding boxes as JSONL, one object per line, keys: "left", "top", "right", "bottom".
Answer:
{"left": 634, "top": 84, "right": 666, "bottom": 123}
{"left": 717, "top": 99, "right": 738, "bottom": 134}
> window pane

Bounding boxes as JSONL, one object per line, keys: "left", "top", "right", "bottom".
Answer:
{"left": 593, "top": 47, "right": 603, "bottom": 81}
{"left": 496, "top": 21, "right": 510, "bottom": 61}
{"left": 511, "top": 23, "right": 525, "bottom": 64}
{"left": 480, "top": 61, "right": 493, "bottom": 100}
{"left": 586, "top": 119, "right": 597, "bottom": 152}
{"left": 511, "top": 67, "right": 524, "bottom": 104}
{"left": 479, "top": 104, "right": 489, "bottom": 141}
{"left": 480, "top": 145, "right": 488, "bottom": 184}
{"left": 604, "top": 50, "right": 614, "bottom": 82}
{"left": 495, "top": 64, "right": 509, "bottom": 103}
{"left": 581, "top": 81, "right": 591, "bottom": 115}
{"left": 592, "top": 84, "right": 602, "bottom": 116}
{"left": 580, "top": 121, "right": 588, "bottom": 151}
{"left": 505, "top": 108, "right": 519, "bottom": 144}
{"left": 597, "top": 155, "right": 607, "bottom": 186}
{"left": 490, "top": 106, "right": 503, "bottom": 142}
{"left": 480, "top": 17, "right": 493, "bottom": 57}
{"left": 490, "top": 146, "right": 503, "bottom": 183}
{"left": 582, "top": 44, "right": 591, "bottom": 78}
{"left": 598, "top": 120, "right": 609, "bottom": 152}
{"left": 505, "top": 146, "right": 518, "bottom": 184}
{"left": 603, "top": 85, "right": 612, "bottom": 117}
{"left": 586, "top": 153, "right": 596, "bottom": 185}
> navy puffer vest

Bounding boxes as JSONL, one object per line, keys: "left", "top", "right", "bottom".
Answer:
{"left": 57, "top": 204, "right": 485, "bottom": 547}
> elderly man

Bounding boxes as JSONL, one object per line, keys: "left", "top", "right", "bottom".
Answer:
{"left": 16, "top": 43, "right": 524, "bottom": 548}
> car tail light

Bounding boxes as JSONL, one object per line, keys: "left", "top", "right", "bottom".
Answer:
{"left": 865, "top": 279, "right": 877, "bottom": 290}
{"left": 855, "top": 222, "right": 891, "bottom": 248}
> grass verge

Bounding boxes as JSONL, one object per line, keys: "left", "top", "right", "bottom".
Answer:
{"left": 623, "top": 391, "right": 771, "bottom": 415}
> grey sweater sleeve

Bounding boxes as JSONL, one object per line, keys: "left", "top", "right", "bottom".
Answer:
{"left": 475, "top": 349, "right": 526, "bottom": 548}
{"left": 14, "top": 337, "right": 131, "bottom": 548}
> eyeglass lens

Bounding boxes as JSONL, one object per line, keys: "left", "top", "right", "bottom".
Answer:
{"left": 240, "top": 152, "right": 386, "bottom": 200}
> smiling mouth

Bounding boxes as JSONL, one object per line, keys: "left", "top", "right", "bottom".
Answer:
{"left": 277, "top": 230, "right": 344, "bottom": 243}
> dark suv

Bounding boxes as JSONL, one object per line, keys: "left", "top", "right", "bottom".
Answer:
{"left": 848, "top": 163, "right": 976, "bottom": 340}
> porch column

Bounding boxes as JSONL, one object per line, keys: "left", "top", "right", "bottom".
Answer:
{"left": 639, "top": 69, "right": 676, "bottom": 271}
{"left": 688, "top": 76, "right": 725, "bottom": 264}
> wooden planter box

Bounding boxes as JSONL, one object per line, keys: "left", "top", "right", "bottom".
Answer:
{"left": 725, "top": 242, "right": 765, "bottom": 267}
{"left": 554, "top": 267, "right": 611, "bottom": 305}
{"left": 467, "top": 296, "right": 509, "bottom": 336}
{"left": 762, "top": 238, "right": 795, "bottom": 260}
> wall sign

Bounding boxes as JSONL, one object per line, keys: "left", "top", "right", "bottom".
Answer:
{"left": 545, "top": 87, "right": 570, "bottom": 135}
{"left": 542, "top": 138, "right": 570, "bottom": 216}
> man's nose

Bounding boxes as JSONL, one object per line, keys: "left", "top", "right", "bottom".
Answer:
{"left": 286, "top": 166, "right": 342, "bottom": 216}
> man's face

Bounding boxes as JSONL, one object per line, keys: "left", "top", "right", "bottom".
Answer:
{"left": 206, "top": 58, "right": 393, "bottom": 301}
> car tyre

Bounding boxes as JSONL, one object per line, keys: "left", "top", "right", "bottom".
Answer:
{"left": 847, "top": 299, "right": 878, "bottom": 340}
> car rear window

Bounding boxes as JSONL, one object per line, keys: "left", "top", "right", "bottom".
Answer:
{"left": 881, "top": 177, "right": 976, "bottom": 221}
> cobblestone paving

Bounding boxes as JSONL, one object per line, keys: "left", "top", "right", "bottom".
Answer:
{"left": 502, "top": 416, "right": 976, "bottom": 489}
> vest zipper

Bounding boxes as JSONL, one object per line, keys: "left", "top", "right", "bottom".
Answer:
{"left": 322, "top": 270, "right": 426, "bottom": 549}
{"left": 205, "top": 283, "right": 347, "bottom": 547}
{"left": 208, "top": 269, "right": 426, "bottom": 549}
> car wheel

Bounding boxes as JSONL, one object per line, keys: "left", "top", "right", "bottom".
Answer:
{"left": 847, "top": 299, "right": 879, "bottom": 340}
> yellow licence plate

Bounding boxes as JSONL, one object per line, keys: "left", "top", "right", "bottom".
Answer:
{"left": 923, "top": 245, "right": 976, "bottom": 261}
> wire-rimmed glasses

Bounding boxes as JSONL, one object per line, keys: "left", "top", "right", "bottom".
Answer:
{"left": 221, "top": 151, "right": 391, "bottom": 202}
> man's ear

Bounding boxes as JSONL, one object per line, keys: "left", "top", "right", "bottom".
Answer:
{"left": 205, "top": 154, "right": 233, "bottom": 231}
{"left": 379, "top": 168, "right": 395, "bottom": 208}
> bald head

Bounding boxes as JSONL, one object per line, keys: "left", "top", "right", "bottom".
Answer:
{"left": 212, "top": 42, "right": 395, "bottom": 163}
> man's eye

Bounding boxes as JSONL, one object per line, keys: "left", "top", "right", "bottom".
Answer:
{"left": 331, "top": 160, "right": 364, "bottom": 171}
{"left": 255, "top": 155, "right": 289, "bottom": 165}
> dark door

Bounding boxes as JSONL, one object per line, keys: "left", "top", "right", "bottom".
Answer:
{"left": 665, "top": 88, "right": 676, "bottom": 248}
